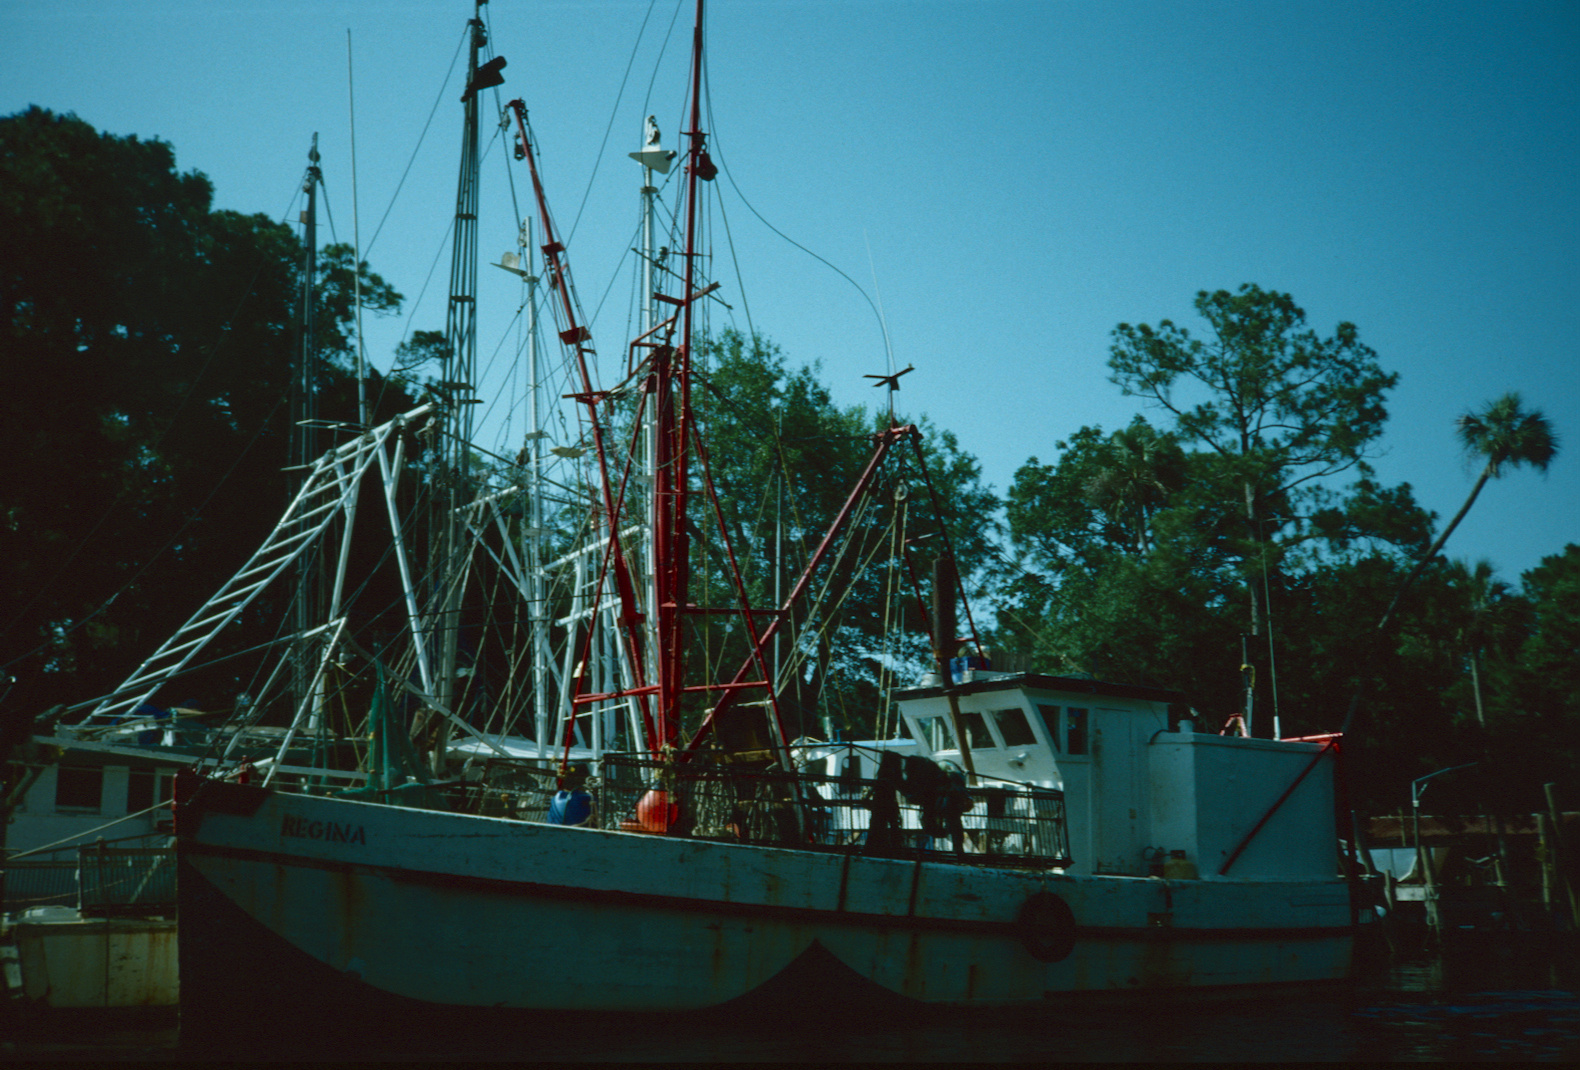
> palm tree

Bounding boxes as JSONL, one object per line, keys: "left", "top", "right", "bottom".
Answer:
{"left": 1379, "top": 392, "right": 1558, "bottom": 631}
{"left": 1083, "top": 420, "right": 1185, "bottom": 554}
{"left": 1344, "top": 394, "right": 1557, "bottom": 737}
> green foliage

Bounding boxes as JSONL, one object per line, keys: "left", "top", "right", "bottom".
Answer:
{"left": 1006, "top": 418, "right": 1190, "bottom": 574}
{"left": 1381, "top": 392, "right": 1560, "bottom": 631}
{"left": 0, "top": 108, "right": 415, "bottom": 711}
{"left": 1108, "top": 284, "right": 1411, "bottom": 585}
{"left": 1083, "top": 419, "right": 1188, "bottom": 554}
{"left": 1108, "top": 285, "right": 1396, "bottom": 483}
{"left": 998, "top": 284, "right": 1574, "bottom": 815}
{"left": 1005, "top": 426, "right": 1116, "bottom": 573}
{"left": 6, "top": 103, "right": 1570, "bottom": 819}
{"left": 1457, "top": 392, "right": 1560, "bottom": 479}
{"left": 315, "top": 243, "right": 404, "bottom": 365}
{"left": 1361, "top": 545, "right": 1580, "bottom": 817}
{"left": 1501, "top": 545, "right": 1580, "bottom": 787}
{"left": 393, "top": 329, "right": 451, "bottom": 381}
{"left": 684, "top": 329, "right": 997, "bottom": 740}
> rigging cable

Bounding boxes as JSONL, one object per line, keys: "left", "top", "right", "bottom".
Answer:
{"left": 349, "top": 29, "right": 369, "bottom": 425}
{"left": 557, "top": 0, "right": 664, "bottom": 247}
{"left": 364, "top": 25, "right": 470, "bottom": 256}
{"left": 701, "top": 76, "right": 889, "bottom": 370}
{"left": 638, "top": 0, "right": 687, "bottom": 124}
{"left": 876, "top": 489, "right": 908, "bottom": 740}
{"left": 358, "top": 23, "right": 469, "bottom": 424}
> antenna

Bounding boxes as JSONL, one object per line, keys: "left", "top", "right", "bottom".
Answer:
{"left": 347, "top": 31, "right": 368, "bottom": 426}
{"left": 863, "top": 364, "right": 914, "bottom": 423}
{"left": 864, "top": 229, "right": 896, "bottom": 374}
{"left": 292, "top": 133, "right": 322, "bottom": 728}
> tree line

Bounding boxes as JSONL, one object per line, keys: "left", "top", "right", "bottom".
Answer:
{"left": 2, "top": 109, "right": 1572, "bottom": 816}
{"left": 1, "top": 106, "right": 420, "bottom": 720}
{"left": 994, "top": 286, "right": 1567, "bottom": 815}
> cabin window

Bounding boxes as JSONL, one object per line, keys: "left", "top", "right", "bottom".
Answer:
{"left": 913, "top": 715, "right": 957, "bottom": 752}
{"left": 1066, "top": 707, "right": 1089, "bottom": 755}
{"left": 991, "top": 708, "right": 1037, "bottom": 747}
{"left": 55, "top": 766, "right": 104, "bottom": 812}
{"left": 127, "top": 769, "right": 175, "bottom": 815}
{"left": 1036, "top": 705, "right": 1061, "bottom": 753}
{"left": 958, "top": 711, "right": 996, "bottom": 749}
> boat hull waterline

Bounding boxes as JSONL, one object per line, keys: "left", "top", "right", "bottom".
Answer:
{"left": 178, "top": 782, "right": 1353, "bottom": 1017}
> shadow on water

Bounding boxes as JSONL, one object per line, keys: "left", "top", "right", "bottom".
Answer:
{"left": 652, "top": 940, "right": 1580, "bottom": 1064}
{"left": 8, "top": 931, "right": 1580, "bottom": 1062}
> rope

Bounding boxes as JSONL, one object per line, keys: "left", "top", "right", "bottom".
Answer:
{"left": 6, "top": 801, "right": 175, "bottom": 862}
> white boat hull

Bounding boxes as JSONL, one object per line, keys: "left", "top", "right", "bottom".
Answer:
{"left": 178, "top": 781, "right": 1353, "bottom": 1041}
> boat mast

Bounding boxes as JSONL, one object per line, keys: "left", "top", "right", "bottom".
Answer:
{"left": 651, "top": 0, "right": 710, "bottom": 749}
{"left": 654, "top": 0, "right": 799, "bottom": 760}
{"left": 505, "top": 98, "right": 657, "bottom": 756}
{"left": 432, "top": 0, "right": 503, "bottom": 772}
{"left": 292, "top": 134, "right": 322, "bottom": 727}
{"left": 630, "top": 118, "right": 672, "bottom": 748}
{"left": 518, "top": 217, "right": 554, "bottom": 759}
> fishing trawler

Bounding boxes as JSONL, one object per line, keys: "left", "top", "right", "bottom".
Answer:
{"left": 48, "top": 0, "right": 1356, "bottom": 1048}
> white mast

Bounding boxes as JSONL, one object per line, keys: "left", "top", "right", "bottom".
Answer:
{"left": 498, "top": 218, "right": 552, "bottom": 758}
{"left": 631, "top": 116, "right": 673, "bottom": 750}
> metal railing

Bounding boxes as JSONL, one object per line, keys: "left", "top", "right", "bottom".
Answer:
{"left": 2, "top": 861, "right": 80, "bottom": 913}
{"left": 2, "top": 845, "right": 177, "bottom": 916}
{"left": 454, "top": 755, "right": 1071, "bottom": 869}
{"left": 77, "top": 844, "right": 177, "bottom": 916}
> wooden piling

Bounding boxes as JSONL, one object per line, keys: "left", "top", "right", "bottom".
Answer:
{"left": 1490, "top": 809, "right": 1522, "bottom": 930}
{"left": 1544, "top": 783, "right": 1580, "bottom": 929}
{"left": 1538, "top": 810, "right": 1554, "bottom": 916}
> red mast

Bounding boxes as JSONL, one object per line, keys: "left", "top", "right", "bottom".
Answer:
{"left": 652, "top": 0, "right": 710, "bottom": 749}
{"left": 505, "top": 99, "right": 657, "bottom": 751}
{"left": 511, "top": 0, "right": 967, "bottom": 769}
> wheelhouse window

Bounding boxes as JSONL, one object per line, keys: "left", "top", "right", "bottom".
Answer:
{"left": 55, "top": 766, "right": 104, "bottom": 813}
{"left": 1036, "top": 705, "right": 1061, "bottom": 753}
{"left": 991, "top": 707, "right": 1037, "bottom": 747}
{"left": 958, "top": 710, "right": 995, "bottom": 749}
{"left": 911, "top": 715, "right": 958, "bottom": 752}
{"left": 127, "top": 768, "right": 175, "bottom": 815}
{"left": 1066, "top": 707, "right": 1089, "bottom": 755}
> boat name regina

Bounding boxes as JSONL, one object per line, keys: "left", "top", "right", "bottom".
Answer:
{"left": 282, "top": 814, "right": 367, "bottom": 845}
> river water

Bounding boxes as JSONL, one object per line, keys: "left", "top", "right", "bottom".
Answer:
{"left": 9, "top": 932, "right": 1580, "bottom": 1062}
{"left": 550, "top": 937, "right": 1580, "bottom": 1063}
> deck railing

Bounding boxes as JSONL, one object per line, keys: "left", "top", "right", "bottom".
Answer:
{"left": 1, "top": 860, "right": 80, "bottom": 913}
{"left": 77, "top": 844, "right": 177, "bottom": 915}
{"left": 2, "top": 845, "right": 176, "bottom": 916}
{"left": 454, "top": 755, "right": 1071, "bottom": 868}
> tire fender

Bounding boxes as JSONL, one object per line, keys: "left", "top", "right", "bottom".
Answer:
{"left": 1017, "top": 891, "right": 1077, "bottom": 963}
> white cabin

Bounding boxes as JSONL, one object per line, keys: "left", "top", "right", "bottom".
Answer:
{"left": 894, "top": 673, "right": 1339, "bottom": 881}
{"left": 7, "top": 740, "right": 183, "bottom": 859}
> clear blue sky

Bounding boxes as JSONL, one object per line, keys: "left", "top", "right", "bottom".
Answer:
{"left": 4, "top": 0, "right": 1576, "bottom": 586}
